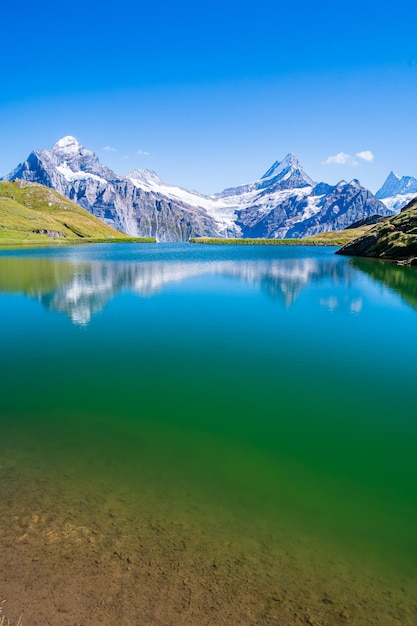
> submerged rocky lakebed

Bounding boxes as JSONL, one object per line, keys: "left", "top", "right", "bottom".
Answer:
{"left": 0, "top": 242, "right": 416, "bottom": 625}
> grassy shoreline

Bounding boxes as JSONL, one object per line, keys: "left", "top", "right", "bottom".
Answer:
{"left": 0, "top": 236, "right": 156, "bottom": 248}
{"left": 189, "top": 237, "right": 337, "bottom": 246}
{"left": 189, "top": 227, "right": 371, "bottom": 247}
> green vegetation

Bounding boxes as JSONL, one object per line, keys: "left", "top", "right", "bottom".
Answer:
{"left": 0, "top": 180, "right": 155, "bottom": 246}
{"left": 352, "top": 257, "right": 417, "bottom": 310}
{"left": 190, "top": 227, "right": 371, "bottom": 246}
{"left": 338, "top": 197, "right": 417, "bottom": 261}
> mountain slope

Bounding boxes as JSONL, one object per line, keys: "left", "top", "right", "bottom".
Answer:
{"left": 3, "top": 137, "right": 393, "bottom": 241}
{"left": 5, "top": 137, "right": 223, "bottom": 242}
{"left": 337, "top": 197, "right": 417, "bottom": 261}
{"left": 0, "top": 180, "right": 141, "bottom": 245}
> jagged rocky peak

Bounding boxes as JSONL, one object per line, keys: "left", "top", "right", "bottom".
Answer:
{"left": 127, "top": 169, "right": 163, "bottom": 185}
{"left": 48, "top": 136, "right": 98, "bottom": 170}
{"left": 262, "top": 153, "right": 299, "bottom": 178}
{"left": 334, "top": 179, "right": 372, "bottom": 195}
{"left": 347, "top": 179, "right": 362, "bottom": 189}
{"left": 259, "top": 153, "right": 314, "bottom": 189}
{"left": 335, "top": 179, "right": 348, "bottom": 190}
{"left": 46, "top": 136, "right": 118, "bottom": 180}
{"left": 375, "top": 171, "right": 401, "bottom": 199}
{"left": 376, "top": 170, "right": 417, "bottom": 199}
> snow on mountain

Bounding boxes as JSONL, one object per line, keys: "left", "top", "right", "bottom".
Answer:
{"left": 126, "top": 168, "right": 241, "bottom": 235}
{"left": 376, "top": 171, "right": 417, "bottom": 212}
{"left": 127, "top": 169, "right": 163, "bottom": 185}
{"left": 4, "top": 138, "right": 222, "bottom": 241}
{"left": 2, "top": 138, "right": 392, "bottom": 241}
{"left": 258, "top": 152, "right": 314, "bottom": 189}
{"left": 126, "top": 152, "right": 390, "bottom": 238}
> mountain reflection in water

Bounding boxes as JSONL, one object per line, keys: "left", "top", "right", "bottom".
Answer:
{"left": 0, "top": 254, "right": 358, "bottom": 325}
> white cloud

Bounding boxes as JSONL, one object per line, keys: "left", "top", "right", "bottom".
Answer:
{"left": 137, "top": 149, "right": 150, "bottom": 156}
{"left": 102, "top": 145, "right": 116, "bottom": 152}
{"left": 322, "top": 152, "right": 358, "bottom": 166}
{"left": 356, "top": 150, "right": 374, "bottom": 162}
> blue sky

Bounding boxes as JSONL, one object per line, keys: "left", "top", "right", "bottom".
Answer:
{"left": 1, "top": 0, "right": 417, "bottom": 194}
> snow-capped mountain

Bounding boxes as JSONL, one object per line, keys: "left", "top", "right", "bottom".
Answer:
{"left": 3, "top": 137, "right": 392, "bottom": 241}
{"left": 126, "top": 151, "right": 391, "bottom": 238}
{"left": 5, "top": 137, "right": 222, "bottom": 241}
{"left": 376, "top": 171, "right": 417, "bottom": 212}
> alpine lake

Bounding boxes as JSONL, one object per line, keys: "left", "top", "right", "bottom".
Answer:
{"left": 0, "top": 242, "right": 416, "bottom": 626}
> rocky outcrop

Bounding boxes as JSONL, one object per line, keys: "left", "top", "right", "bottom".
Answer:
{"left": 337, "top": 197, "right": 417, "bottom": 261}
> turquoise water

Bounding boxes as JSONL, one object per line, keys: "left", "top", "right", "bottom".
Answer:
{"left": 1, "top": 243, "right": 417, "bottom": 623}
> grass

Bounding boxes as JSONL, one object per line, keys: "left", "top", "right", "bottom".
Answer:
{"left": 0, "top": 180, "right": 155, "bottom": 246}
{"left": 338, "top": 197, "right": 417, "bottom": 260}
{"left": 0, "top": 600, "right": 22, "bottom": 626}
{"left": 189, "top": 227, "right": 372, "bottom": 246}
{"left": 0, "top": 616, "right": 22, "bottom": 626}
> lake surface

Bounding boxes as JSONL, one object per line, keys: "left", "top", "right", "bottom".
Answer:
{"left": 0, "top": 242, "right": 416, "bottom": 625}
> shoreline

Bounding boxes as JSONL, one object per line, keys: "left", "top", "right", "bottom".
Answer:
{"left": 188, "top": 229, "right": 370, "bottom": 247}
{"left": 0, "top": 237, "right": 156, "bottom": 249}
{"left": 189, "top": 236, "right": 340, "bottom": 246}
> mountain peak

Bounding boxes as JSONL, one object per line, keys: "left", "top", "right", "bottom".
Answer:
{"left": 52, "top": 136, "right": 83, "bottom": 153}
{"left": 261, "top": 153, "right": 300, "bottom": 180}
{"left": 46, "top": 136, "right": 118, "bottom": 181}
{"left": 258, "top": 153, "right": 314, "bottom": 190}
{"left": 388, "top": 170, "right": 400, "bottom": 181}
{"left": 376, "top": 170, "right": 417, "bottom": 200}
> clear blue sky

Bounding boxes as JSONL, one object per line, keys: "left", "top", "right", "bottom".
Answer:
{"left": 1, "top": 0, "right": 417, "bottom": 194}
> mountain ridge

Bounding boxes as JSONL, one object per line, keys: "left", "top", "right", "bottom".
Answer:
{"left": 3, "top": 137, "right": 393, "bottom": 242}
{"left": 376, "top": 170, "right": 417, "bottom": 213}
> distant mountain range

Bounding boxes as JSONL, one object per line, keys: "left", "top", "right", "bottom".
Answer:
{"left": 2, "top": 136, "right": 409, "bottom": 242}
{"left": 375, "top": 171, "right": 417, "bottom": 212}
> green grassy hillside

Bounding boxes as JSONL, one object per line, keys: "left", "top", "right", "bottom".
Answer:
{"left": 337, "top": 197, "right": 417, "bottom": 261}
{"left": 189, "top": 226, "right": 372, "bottom": 246}
{"left": 0, "top": 180, "right": 154, "bottom": 245}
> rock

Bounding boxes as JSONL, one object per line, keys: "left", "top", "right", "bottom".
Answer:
{"left": 337, "top": 197, "right": 417, "bottom": 261}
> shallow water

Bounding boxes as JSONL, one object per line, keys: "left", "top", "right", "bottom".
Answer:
{"left": 0, "top": 243, "right": 416, "bottom": 625}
